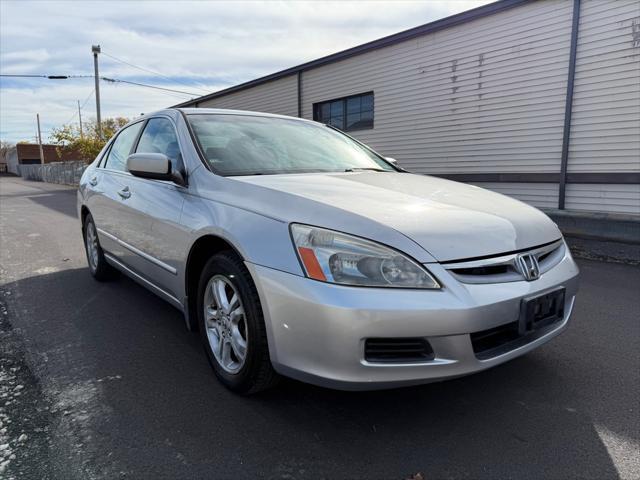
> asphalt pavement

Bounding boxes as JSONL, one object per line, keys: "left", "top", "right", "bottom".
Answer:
{"left": 0, "top": 176, "right": 638, "bottom": 480}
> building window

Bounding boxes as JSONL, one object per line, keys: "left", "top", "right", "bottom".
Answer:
{"left": 313, "top": 92, "right": 374, "bottom": 131}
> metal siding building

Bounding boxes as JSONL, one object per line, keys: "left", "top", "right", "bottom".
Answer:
{"left": 177, "top": 0, "right": 640, "bottom": 216}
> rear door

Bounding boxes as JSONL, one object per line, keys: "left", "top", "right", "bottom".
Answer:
{"left": 94, "top": 120, "right": 148, "bottom": 268}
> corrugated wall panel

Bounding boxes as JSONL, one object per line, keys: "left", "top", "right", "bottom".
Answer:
{"left": 184, "top": 0, "right": 639, "bottom": 216}
{"left": 568, "top": 0, "right": 640, "bottom": 173}
{"left": 565, "top": 184, "right": 640, "bottom": 214}
{"left": 197, "top": 74, "right": 298, "bottom": 117}
{"left": 301, "top": 0, "right": 574, "bottom": 176}
{"left": 470, "top": 182, "right": 559, "bottom": 209}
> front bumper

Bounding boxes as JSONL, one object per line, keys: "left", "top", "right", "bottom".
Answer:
{"left": 247, "top": 247, "right": 579, "bottom": 390}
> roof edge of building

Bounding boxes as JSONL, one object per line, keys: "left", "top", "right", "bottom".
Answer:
{"left": 172, "top": 0, "right": 529, "bottom": 108}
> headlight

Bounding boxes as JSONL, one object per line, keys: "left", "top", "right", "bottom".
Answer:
{"left": 290, "top": 224, "right": 440, "bottom": 289}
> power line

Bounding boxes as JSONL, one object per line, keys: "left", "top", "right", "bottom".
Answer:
{"left": 1, "top": 73, "right": 200, "bottom": 97}
{"left": 1, "top": 74, "right": 49, "bottom": 78}
{"left": 0, "top": 74, "right": 92, "bottom": 79}
{"left": 4, "top": 70, "right": 199, "bottom": 139}
{"left": 63, "top": 88, "right": 95, "bottom": 126}
{"left": 80, "top": 88, "right": 95, "bottom": 108}
{"left": 101, "top": 51, "right": 210, "bottom": 94}
{"left": 101, "top": 77, "right": 199, "bottom": 97}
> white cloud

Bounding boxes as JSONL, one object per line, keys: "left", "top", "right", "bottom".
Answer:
{"left": 1, "top": 49, "right": 52, "bottom": 67}
{"left": 0, "top": 0, "right": 492, "bottom": 142}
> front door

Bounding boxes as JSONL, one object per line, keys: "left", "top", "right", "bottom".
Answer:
{"left": 126, "top": 116, "right": 189, "bottom": 298}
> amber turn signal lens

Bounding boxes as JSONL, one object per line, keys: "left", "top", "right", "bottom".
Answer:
{"left": 297, "top": 247, "right": 327, "bottom": 281}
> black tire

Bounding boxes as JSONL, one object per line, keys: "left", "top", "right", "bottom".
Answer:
{"left": 83, "top": 213, "right": 117, "bottom": 281}
{"left": 197, "top": 250, "right": 279, "bottom": 394}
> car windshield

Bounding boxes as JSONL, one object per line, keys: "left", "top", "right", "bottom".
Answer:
{"left": 187, "top": 114, "right": 395, "bottom": 176}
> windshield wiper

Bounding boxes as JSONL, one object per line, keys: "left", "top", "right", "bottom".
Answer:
{"left": 344, "top": 167, "right": 390, "bottom": 172}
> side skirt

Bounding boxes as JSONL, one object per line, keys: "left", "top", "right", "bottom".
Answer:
{"left": 104, "top": 252, "right": 186, "bottom": 314}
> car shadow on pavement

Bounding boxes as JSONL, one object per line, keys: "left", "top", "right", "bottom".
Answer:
{"left": 26, "top": 189, "right": 79, "bottom": 219}
{"left": 4, "top": 266, "right": 627, "bottom": 479}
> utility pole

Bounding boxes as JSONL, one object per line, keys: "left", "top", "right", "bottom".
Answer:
{"left": 92, "top": 44, "right": 102, "bottom": 139}
{"left": 78, "top": 100, "right": 84, "bottom": 139}
{"left": 36, "top": 114, "right": 44, "bottom": 164}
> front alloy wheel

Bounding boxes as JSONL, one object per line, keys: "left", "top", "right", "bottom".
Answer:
{"left": 197, "top": 251, "right": 278, "bottom": 394}
{"left": 203, "top": 275, "right": 248, "bottom": 374}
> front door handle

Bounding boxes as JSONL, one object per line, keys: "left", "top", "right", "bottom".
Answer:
{"left": 117, "top": 186, "right": 131, "bottom": 199}
{"left": 89, "top": 176, "right": 98, "bottom": 186}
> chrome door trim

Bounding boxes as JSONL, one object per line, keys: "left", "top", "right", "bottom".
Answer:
{"left": 104, "top": 252, "right": 183, "bottom": 309}
{"left": 97, "top": 227, "right": 178, "bottom": 275}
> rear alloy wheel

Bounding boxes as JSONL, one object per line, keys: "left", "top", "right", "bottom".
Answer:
{"left": 83, "top": 213, "right": 116, "bottom": 281}
{"left": 198, "top": 251, "right": 278, "bottom": 394}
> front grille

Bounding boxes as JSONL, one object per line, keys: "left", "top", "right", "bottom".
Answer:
{"left": 445, "top": 240, "right": 565, "bottom": 284}
{"left": 364, "top": 338, "right": 434, "bottom": 363}
{"left": 451, "top": 264, "right": 511, "bottom": 277}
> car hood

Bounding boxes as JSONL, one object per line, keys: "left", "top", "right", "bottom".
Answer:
{"left": 232, "top": 171, "right": 562, "bottom": 262}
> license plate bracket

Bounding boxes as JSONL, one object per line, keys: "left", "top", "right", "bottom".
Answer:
{"left": 519, "top": 287, "right": 565, "bottom": 335}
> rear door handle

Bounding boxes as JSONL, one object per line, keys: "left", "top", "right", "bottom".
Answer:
{"left": 117, "top": 186, "right": 131, "bottom": 199}
{"left": 89, "top": 176, "right": 98, "bottom": 186}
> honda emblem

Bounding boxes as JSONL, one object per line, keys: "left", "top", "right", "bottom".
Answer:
{"left": 516, "top": 253, "right": 540, "bottom": 281}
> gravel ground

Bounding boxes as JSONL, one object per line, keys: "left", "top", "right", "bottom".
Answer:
{"left": 0, "top": 291, "right": 53, "bottom": 479}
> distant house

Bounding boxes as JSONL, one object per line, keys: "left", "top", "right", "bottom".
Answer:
{"left": 5, "top": 144, "right": 88, "bottom": 175}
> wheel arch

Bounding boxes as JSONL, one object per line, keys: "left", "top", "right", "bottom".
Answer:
{"left": 80, "top": 205, "right": 91, "bottom": 228}
{"left": 184, "top": 234, "right": 245, "bottom": 332}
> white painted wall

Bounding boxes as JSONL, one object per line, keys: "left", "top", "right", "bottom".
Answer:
{"left": 565, "top": 0, "right": 640, "bottom": 215}
{"left": 569, "top": 0, "right": 640, "bottom": 174}
{"left": 197, "top": 74, "right": 298, "bottom": 117}
{"left": 184, "top": 0, "right": 639, "bottom": 215}
{"left": 565, "top": 183, "right": 640, "bottom": 215}
{"left": 302, "top": 0, "right": 575, "bottom": 176}
{"left": 6, "top": 148, "right": 19, "bottom": 175}
{"left": 471, "top": 182, "right": 560, "bottom": 209}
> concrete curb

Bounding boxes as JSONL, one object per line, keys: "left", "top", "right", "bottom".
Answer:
{"left": 544, "top": 209, "right": 640, "bottom": 245}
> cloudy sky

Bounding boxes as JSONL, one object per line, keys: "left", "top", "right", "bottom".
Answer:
{"left": 1, "top": 0, "right": 492, "bottom": 143}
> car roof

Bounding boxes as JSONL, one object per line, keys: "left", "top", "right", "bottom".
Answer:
{"left": 111, "top": 108, "right": 322, "bottom": 142}
{"left": 148, "top": 107, "right": 317, "bottom": 124}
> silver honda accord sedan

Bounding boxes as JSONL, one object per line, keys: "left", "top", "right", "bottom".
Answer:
{"left": 78, "top": 108, "right": 579, "bottom": 393}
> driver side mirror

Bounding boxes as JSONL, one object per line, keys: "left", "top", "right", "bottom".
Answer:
{"left": 385, "top": 157, "right": 398, "bottom": 164}
{"left": 127, "top": 153, "right": 186, "bottom": 186}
